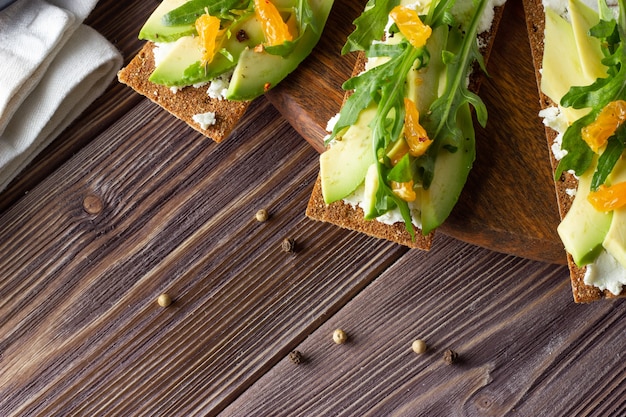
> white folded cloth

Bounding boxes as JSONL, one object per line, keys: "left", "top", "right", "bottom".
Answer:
{"left": 0, "top": 0, "right": 122, "bottom": 191}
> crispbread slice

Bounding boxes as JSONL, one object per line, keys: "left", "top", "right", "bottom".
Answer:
{"left": 522, "top": 0, "right": 624, "bottom": 302}
{"left": 118, "top": 42, "right": 249, "bottom": 143}
{"left": 306, "top": 5, "right": 506, "bottom": 251}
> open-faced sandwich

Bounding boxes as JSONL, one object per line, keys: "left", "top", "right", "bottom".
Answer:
{"left": 523, "top": 0, "right": 626, "bottom": 302}
{"left": 118, "top": 0, "right": 334, "bottom": 142}
{"left": 306, "top": 0, "right": 506, "bottom": 249}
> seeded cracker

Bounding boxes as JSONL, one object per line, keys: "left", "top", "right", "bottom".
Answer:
{"left": 118, "top": 42, "right": 249, "bottom": 143}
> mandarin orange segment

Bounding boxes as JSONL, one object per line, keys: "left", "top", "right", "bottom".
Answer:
{"left": 587, "top": 181, "right": 626, "bottom": 212}
{"left": 389, "top": 5, "right": 432, "bottom": 49}
{"left": 195, "top": 14, "right": 223, "bottom": 66}
{"left": 403, "top": 98, "right": 433, "bottom": 157}
{"left": 254, "top": 0, "right": 293, "bottom": 46}
{"left": 391, "top": 180, "right": 417, "bottom": 202}
{"left": 582, "top": 100, "right": 626, "bottom": 153}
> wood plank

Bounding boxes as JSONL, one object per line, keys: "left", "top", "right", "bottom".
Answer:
{"left": 267, "top": 1, "right": 565, "bottom": 263}
{"left": 0, "top": 98, "right": 410, "bottom": 416}
{"left": 221, "top": 235, "right": 626, "bottom": 416}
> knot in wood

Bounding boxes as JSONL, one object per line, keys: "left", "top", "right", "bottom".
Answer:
{"left": 83, "top": 194, "right": 103, "bottom": 215}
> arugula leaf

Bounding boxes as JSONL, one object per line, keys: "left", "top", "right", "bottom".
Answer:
{"left": 342, "top": 0, "right": 400, "bottom": 55}
{"left": 162, "top": 0, "right": 251, "bottom": 26}
{"left": 387, "top": 153, "right": 413, "bottom": 182}
{"left": 592, "top": 128, "right": 626, "bottom": 190}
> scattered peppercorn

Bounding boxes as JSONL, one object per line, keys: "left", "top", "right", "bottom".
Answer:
{"left": 264, "top": 82, "right": 272, "bottom": 92}
{"left": 289, "top": 350, "right": 304, "bottom": 364}
{"left": 157, "top": 293, "right": 172, "bottom": 308}
{"left": 332, "top": 329, "right": 348, "bottom": 344}
{"left": 281, "top": 238, "right": 296, "bottom": 253}
{"left": 255, "top": 208, "right": 269, "bottom": 222}
{"left": 412, "top": 339, "right": 427, "bottom": 354}
{"left": 443, "top": 349, "right": 458, "bottom": 365}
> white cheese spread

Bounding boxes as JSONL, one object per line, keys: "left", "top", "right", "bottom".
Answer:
{"left": 584, "top": 249, "right": 626, "bottom": 295}
{"left": 192, "top": 112, "right": 217, "bottom": 130}
{"left": 539, "top": 106, "right": 568, "bottom": 161}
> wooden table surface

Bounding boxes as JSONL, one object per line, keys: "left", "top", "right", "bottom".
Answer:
{"left": 2, "top": 1, "right": 626, "bottom": 416}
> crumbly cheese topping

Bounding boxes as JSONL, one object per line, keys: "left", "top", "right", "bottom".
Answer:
{"left": 539, "top": 106, "right": 568, "bottom": 161}
{"left": 584, "top": 250, "right": 626, "bottom": 295}
{"left": 192, "top": 112, "right": 217, "bottom": 130}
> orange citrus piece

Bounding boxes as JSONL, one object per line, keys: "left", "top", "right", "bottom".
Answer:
{"left": 389, "top": 6, "right": 432, "bottom": 49}
{"left": 403, "top": 98, "right": 433, "bottom": 157}
{"left": 582, "top": 100, "right": 626, "bottom": 153}
{"left": 254, "top": 0, "right": 293, "bottom": 47}
{"left": 391, "top": 180, "right": 417, "bottom": 202}
{"left": 195, "top": 14, "right": 224, "bottom": 66}
{"left": 587, "top": 181, "right": 626, "bottom": 212}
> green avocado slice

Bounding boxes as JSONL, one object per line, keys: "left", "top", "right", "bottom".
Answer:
{"left": 226, "top": 0, "right": 335, "bottom": 100}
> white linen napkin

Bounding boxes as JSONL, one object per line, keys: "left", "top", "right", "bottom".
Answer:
{"left": 0, "top": 0, "right": 122, "bottom": 191}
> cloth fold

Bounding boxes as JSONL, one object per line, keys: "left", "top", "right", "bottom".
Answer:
{"left": 0, "top": 0, "right": 122, "bottom": 191}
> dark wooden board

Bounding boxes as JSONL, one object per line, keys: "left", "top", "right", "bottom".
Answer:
{"left": 0, "top": 98, "right": 409, "bottom": 416}
{"left": 267, "top": 0, "right": 565, "bottom": 264}
{"left": 223, "top": 236, "right": 626, "bottom": 416}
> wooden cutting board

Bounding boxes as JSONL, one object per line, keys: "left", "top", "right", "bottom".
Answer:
{"left": 266, "top": 0, "right": 565, "bottom": 264}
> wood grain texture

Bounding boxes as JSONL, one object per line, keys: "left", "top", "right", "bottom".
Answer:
{"left": 0, "top": 98, "right": 408, "bottom": 416}
{"left": 223, "top": 235, "right": 626, "bottom": 416}
{"left": 268, "top": 1, "right": 565, "bottom": 263}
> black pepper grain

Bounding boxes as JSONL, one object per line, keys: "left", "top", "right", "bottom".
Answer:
{"left": 281, "top": 238, "right": 296, "bottom": 253}
{"left": 289, "top": 350, "right": 304, "bottom": 364}
{"left": 443, "top": 349, "right": 458, "bottom": 365}
{"left": 236, "top": 29, "right": 248, "bottom": 42}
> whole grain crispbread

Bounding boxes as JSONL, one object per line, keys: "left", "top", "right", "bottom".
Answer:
{"left": 306, "top": 4, "right": 506, "bottom": 251}
{"left": 522, "top": 0, "right": 624, "bottom": 302}
{"left": 118, "top": 42, "right": 249, "bottom": 143}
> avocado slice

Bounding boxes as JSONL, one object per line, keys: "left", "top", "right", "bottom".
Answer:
{"left": 601, "top": 158, "right": 626, "bottom": 268}
{"left": 541, "top": 6, "right": 591, "bottom": 123}
{"left": 149, "top": 15, "right": 265, "bottom": 87}
{"left": 407, "top": 25, "right": 448, "bottom": 114}
{"left": 139, "top": 0, "right": 196, "bottom": 43}
{"left": 226, "top": 0, "right": 334, "bottom": 100}
{"left": 320, "top": 106, "right": 377, "bottom": 204}
{"left": 407, "top": 24, "right": 470, "bottom": 235}
{"left": 558, "top": 160, "right": 613, "bottom": 266}
{"left": 419, "top": 102, "right": 475, "bottom": 235}
{"left": 361, "top": 164, "right": 380, "bottom": 218}
{"left": 569, "top": 0, "right": 607, "bottom": 82}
